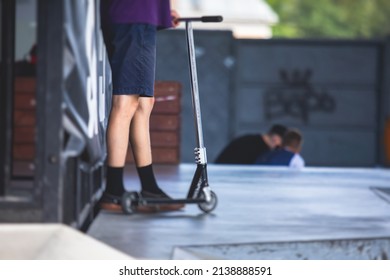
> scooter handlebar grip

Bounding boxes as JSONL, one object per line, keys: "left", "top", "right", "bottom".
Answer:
{"left": 201, "top": 16, "right": 223, "bottom": 23}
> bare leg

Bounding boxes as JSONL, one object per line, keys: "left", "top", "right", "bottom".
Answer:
{"left": 129, "top": 96, "right": 155, "bottom": 167}
{"left": 128, "top": 96, "right": 184, "bottom": 211}
{"left": 107, "top": 95, "right": 139, "bottom": 167}
{"left": 100, "top": 94, "right": 140, "bottom": 211}
{"left": 104, "top": 95, "right": 184, "bottom": 212}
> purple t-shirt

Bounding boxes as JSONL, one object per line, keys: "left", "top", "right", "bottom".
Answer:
{"left": 101, "top": 0, "right": 172, "bottom": 29}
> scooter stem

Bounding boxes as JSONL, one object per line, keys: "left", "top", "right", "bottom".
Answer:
{"left": 185, "top": 21, "right": 207, "bottom": 165}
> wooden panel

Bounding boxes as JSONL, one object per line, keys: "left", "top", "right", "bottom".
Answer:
{"left": 14, "top": 77, "right": 36, "bottom": 92}
{"left": 155, "top": 81, "right": 181, "bottom": 95}
{"left": 151, "top": 148, "right": 180, "bottom": 164}
{"left": 14, "top": 110, "right": 36, "bottom": 126}
{"left": 13, "top": 144, "right": 35, "bottom": 160}
{"left": 126, "top": 81, "right": 182, "bottom": 164}
{"left": 126, "top": 147, "right": 179, "bottom": 164}
{"left": 150, "top": 115, "right": 180, "bottom": 131}
{"left": 12, "top": 78, "right": 37, "bottom": 173}
{"left": 13, "top": 127, "right": 35, "bottom": 143}
{"left": 150, "top": 131, "right": 179, "bottom": 147}
{"left": 12, "top": 79, "right": 182, "bottom": 165}
{"left": 153, "top": 82, "right": 181, "bottom": 114}
{"left": 14, "top": 92, "right": 36, "bottom": 109}
{"left": 153, "top": 93, "right": 180, "bottom": 114}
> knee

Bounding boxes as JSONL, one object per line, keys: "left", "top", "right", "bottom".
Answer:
{"left": 136, "top": 97, "right": 155, "bottom": 115}
{"left": 111, "top": 95, "right": 139, "bottom": 118}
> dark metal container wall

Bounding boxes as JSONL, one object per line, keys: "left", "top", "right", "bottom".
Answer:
{"left": 0, "top": 0, "right": 111, "bottom": 229}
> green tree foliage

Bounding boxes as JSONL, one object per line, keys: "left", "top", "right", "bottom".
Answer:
{"left": 266, "top": 0, "right": 390, "bottom": 38}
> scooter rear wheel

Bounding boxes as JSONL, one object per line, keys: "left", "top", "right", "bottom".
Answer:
{"left": 198, "top": 190, "right": 217, "bottom": 213}
{"left": 121, "top": 191, "right": 139, "bottom": 215}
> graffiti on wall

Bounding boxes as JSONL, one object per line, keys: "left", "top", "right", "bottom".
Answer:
{"left": 62, "top": 0, "right": 111, "bottom": 166}
{"left": 264, "top": 69, "right": 336, "bottom": 123}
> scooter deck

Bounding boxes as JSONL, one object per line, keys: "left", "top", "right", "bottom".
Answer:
{"left": 134, "top": 204, "right": 185, "bottom": 213}
{"left": 99, "top": 201, "right": 185, "bottom": 214}
{"left": 136, "top": 197, "right": 206, "bottom": 205}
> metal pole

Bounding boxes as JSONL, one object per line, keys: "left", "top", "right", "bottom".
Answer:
{"left": 185, "top": 21, "right": 207, "bottom": 164}
{"left": 0, "top": 0, "right": 16, "bottom": 196}
{"left": 36, "top": 0, "right": 65, "bottom": 222}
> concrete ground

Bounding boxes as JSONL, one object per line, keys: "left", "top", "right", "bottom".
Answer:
{"left": 87, "top": 164, "right": 390, "bottom": 259}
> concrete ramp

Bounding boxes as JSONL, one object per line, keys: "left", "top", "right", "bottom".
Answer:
{"left": 0, "top": 224, "right": 132, "bottom": 259}
{"left": 173, "top": 237, "right": 390, "bottom": 260}
{"left": 371, "top": 187, "right": 390, "bottom": 204}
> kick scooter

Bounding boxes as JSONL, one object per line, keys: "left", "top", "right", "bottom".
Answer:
{"left": 121, "top": 16, "right": 223, "bottom": 214}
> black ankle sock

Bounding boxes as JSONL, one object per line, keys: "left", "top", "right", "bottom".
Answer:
{"left": 137, "top": 164, "right": 163, "bottom": 194}
{"left": 105, "top": 166, "right": 125, "bottom": 196}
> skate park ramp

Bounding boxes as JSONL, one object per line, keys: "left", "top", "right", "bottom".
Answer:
{"left": 172, "top": 237, "right": 390, "bottom": 260}
{"left": 88, "top": 164, "right": 390, "bottom": 260}
{"left": 0, "top": 224, "right": 132, "bottom": 259}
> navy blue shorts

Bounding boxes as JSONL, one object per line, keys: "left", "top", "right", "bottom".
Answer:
{"left": 104, "top": 23, "right": 157, "bottom": 97}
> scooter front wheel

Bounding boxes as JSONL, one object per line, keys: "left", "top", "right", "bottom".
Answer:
{"left": 121, "top": 191, "right": 139, "bottom": 215}
{"left": 198, "top": 190, "right": 217, "bottom": 213}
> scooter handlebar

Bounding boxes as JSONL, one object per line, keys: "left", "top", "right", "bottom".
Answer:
{"left": 201, "top": 16, "right": 223, "bottom": 22}
{"left": 178, "top": 16, "right": 223, "bottom": 23}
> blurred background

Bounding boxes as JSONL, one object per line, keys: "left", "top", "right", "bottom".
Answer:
{"left": 161, "top": 0, "right": 390, "bottom": 166}
{"left": 1, "top": 0, "right": 390, "bottom": 227}
{"left": 173, "top": 0, "right": 390, "bottom": 39}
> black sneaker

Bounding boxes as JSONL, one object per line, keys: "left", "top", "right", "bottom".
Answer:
{"left": 140, "top": 189, "right": 185, "bottom": 211}
{"left": 99, "top": 192, "right": 122, "bottom": 212}
{"left": 140, "top": 189, "right": 171, "bottom": 199}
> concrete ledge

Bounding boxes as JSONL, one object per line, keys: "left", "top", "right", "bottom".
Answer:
{"left": 0, "top": 224, "right": 133, "bottom": 259}
{"left": 173, "top": 237, "right": 390, "bottom": 260}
